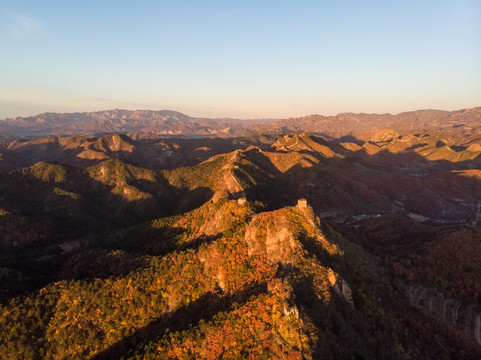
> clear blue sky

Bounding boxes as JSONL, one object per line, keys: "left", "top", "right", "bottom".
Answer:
{"left": 1, "top": 0, "right": 480, "bottom": 119}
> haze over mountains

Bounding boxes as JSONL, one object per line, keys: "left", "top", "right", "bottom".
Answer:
{"left": 2, "top": 107, "right": 481, "bottom": 139}
{"left": 0, "top": 109, "right": 275, "bottom": 137}
{"left": 1, "top": 106, "right": 481, "bottom": 359}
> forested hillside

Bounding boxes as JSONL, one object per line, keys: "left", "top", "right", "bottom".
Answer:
{"left": 1, "top": 115, "right": 481, "bottom": 358}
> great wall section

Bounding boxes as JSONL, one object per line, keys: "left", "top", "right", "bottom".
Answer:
{"left": 403, "top": 284, "right": 481, "bottom": 345}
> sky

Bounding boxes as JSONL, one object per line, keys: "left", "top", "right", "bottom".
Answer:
{"left": 0, "top": 0, "right": 480, "bottom": 119}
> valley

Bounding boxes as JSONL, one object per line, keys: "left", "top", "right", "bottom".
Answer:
{"left": 1, "top": 107, "right": 481, "bottom": 359}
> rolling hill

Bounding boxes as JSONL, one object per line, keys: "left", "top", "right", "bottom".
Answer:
{"left": 1, "top": 107, "right": 481, "bottom": 359}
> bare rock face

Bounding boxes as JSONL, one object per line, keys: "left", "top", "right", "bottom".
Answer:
{"left": 199, "top": 203, "right": 234, "bottom": 236}
{"left": 244, "top": 205, "right": 355, "bottom": 309}
{"left": 244, "top": 209, "right": 299, "bottom": 264}
{"left": 328, "top": 268, "right": 354, "bottom": 308}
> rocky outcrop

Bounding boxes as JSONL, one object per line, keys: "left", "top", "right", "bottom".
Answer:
{"left": 244, "top": 209, "right": 299, "bottom": 264}
{"left": 328, "top": 268, "right": 354, "bottom": 308}
{"left": 243, "top": 205, "right": 355, "bottom": 310}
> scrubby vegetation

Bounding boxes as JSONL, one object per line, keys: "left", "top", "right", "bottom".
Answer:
{"left": 2, "top": 129, "right": 481, "bottom": 359}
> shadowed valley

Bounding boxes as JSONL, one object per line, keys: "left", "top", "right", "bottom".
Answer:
{"left": 1, "top": 108, "right": 481, "bottom": 359}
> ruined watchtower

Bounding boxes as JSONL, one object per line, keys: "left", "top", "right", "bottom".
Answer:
{"left": 297, "top": 198, "right": 308, "bottom": 208}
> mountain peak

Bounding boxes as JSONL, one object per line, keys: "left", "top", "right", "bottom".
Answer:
{"left": 271, "top": 132, "right": 337, "bottom": 157}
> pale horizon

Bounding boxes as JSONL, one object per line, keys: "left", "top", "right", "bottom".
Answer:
{"left": 2, "top": 101, "right": 481, "bottom": 121}
{"left": 2, "top": 103, "right": 481, "bottom": 122}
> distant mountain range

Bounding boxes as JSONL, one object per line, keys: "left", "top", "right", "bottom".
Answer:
{"left": 0, "top": 109, "right": 274, "bottom": 137}
{"left": 270, "top": 107, "right": 481, "bottom": 139}
{"left": 1, "top": 107, "right": 480, "bottom": 138}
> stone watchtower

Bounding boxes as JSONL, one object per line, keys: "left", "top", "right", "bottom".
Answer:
{"left": 297, "top": 198, "right": 308, "bottom": 208}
